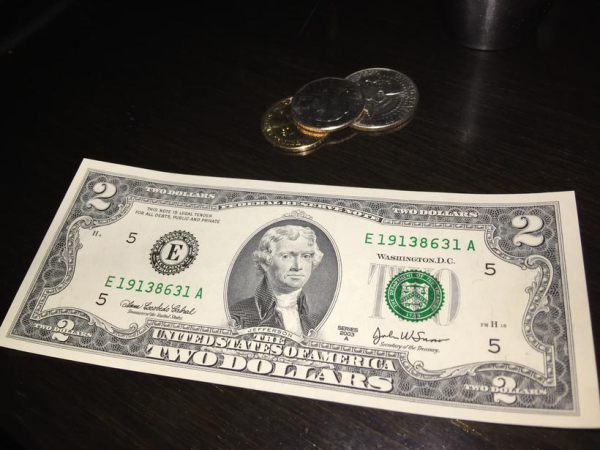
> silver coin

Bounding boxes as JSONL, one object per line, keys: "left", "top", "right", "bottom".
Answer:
{"left": 291, "top": 77, "right": 365, "bottom": 132}
{"left": 346, "top": 68, "right": 418, "bottom": 131}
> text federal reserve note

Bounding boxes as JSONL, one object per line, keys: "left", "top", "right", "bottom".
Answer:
{"left": 1, "top": 160, "right": 598, "bottom": 427}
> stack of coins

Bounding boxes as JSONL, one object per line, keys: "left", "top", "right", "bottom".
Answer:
{"left": 261, "top": 68, "right": 418, "bottom": 155}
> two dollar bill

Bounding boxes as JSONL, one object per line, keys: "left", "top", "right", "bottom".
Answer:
{"left": 1, "top": 159, "right": 598, "bottom": 427}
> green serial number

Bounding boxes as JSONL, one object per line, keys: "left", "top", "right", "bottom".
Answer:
{"left": 105, "top": 275, "right": 203, "bottom": 299}
{"left": 365, "top": 233, "right": 475, "bottom": 251}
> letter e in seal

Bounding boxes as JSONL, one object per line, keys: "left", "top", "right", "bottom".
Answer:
{"left": 150, "top": 230, "right": 199, "bottom": 275}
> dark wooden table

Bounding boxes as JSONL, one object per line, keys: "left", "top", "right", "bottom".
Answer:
{"left": 1, "top": 1, "right": 599, "bottom": 448}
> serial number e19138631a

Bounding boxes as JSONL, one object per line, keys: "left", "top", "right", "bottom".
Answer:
{"left": 104, "top": 275, "right": 203, "bottom": 299}
{"left": 364, "top": 233, "right": 475, "bottom": 251}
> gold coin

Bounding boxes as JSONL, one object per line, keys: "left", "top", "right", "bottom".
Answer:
{"left": 262, "top": 97, "right": 327, "bottom": 153}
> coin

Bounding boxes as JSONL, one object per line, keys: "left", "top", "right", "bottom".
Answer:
{"left": 357, "top": 113, "right": 415, "bottom": 136}
{"left": 346, "top": 68, "right": 418, "bottom": 131}
{"left": 291, "top": 77, "right": 365, "bottom": 133}
{"left": 261, "top": 97, "right": 327, "bottom": 153}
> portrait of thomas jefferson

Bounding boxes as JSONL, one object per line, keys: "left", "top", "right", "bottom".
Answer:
{"left": 229, "top": 224, "right": 326, "bottom": 336}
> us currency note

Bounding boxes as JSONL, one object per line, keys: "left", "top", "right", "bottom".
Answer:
{"left": 1, "top": 159, "right": 598, "bottom": 428}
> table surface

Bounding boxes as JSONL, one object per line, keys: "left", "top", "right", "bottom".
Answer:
{"left": 1, "top": 1, "right": 599, "bottom": 448}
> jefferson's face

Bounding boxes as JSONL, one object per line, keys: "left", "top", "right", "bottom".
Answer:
{"left": 264, "top": 236, "right": 315, "bottom": 294}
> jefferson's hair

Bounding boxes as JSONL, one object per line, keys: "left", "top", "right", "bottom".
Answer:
{"left": 252, "top": 225, "right": 324, "bottom": 273}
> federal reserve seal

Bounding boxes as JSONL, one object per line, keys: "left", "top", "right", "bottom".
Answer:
{"left": 385, "top": 270, "right": 444, "bottom": 322}
{"left": 150, "top": 230, "right": 199, "bottom": 275}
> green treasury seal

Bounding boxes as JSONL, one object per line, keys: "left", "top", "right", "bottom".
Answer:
{"left": 385, "top": 270, "right": 444, "bottom": 322}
